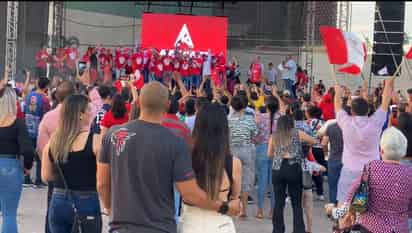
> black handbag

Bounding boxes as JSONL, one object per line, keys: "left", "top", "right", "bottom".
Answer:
{"left": 301, "top": 158, "right": 313, "bottom": 189}
{"left": 55, "top": 162, "right": 102, "bottom": 233}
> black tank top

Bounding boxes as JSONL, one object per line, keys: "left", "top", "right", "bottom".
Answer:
{"left": 49, "top": 133, "right": 97, "bottom": 191}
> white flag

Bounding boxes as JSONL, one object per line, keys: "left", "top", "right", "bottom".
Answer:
{"left": 377, "top": 66, "right": 388, "bottom": 76}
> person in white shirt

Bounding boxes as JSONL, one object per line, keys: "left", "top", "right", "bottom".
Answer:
{"left": 266, "top": 62, "right": 277, "bottom": 86}
{"left": 285, "top": 55, "right": 297, "bottom": 97}
{"left": 184, "top": 98, "right": 196, "bottom": 133}
{"left": 278, "top": 61, "right": 289, "bottom": 91}
{"left": 202, "top": 49, "right": 212, "bottom": 78}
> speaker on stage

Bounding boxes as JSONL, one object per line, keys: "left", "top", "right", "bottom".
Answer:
{"left": 371, "top": 1, "right": 405, "bottom": 76}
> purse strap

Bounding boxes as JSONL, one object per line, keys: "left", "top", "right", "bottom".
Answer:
{"left": 55, "top": 161, "right": 80, "bottom": 215}
{"left": 361, "top": 163, "right": 370, "bottom": 183}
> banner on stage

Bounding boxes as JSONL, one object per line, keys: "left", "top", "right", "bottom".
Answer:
{"left": 141, "top": 13, "right": 228, "bottom": 57}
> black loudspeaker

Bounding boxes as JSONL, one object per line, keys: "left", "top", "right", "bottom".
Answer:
{"left": 372, "top": 1, "right": 405, "bottom": 76}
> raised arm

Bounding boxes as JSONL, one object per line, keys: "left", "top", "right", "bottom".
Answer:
{"left": 298, "top": 130, "right": 317, "bottom": 145}
{"left": 272, "top": 85, "right": 286, "bottom": 114}
{"left": 172, "top": 71, "right": 188, "bottom": 97}
{"left": 22, "top": 70, "right": 31, "bottom": 98}
{"left": 360, "top": 79, "right": 369, "bottom": 100}
{"left": 380, "top": 78, "right": 394, "bottom": 112}
{"left": 334, "top": 85, "right": 343, "bottom": 113}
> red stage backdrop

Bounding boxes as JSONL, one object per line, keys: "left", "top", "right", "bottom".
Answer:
{"left": 141, "top": 13, "right": 228, "bottom": 56}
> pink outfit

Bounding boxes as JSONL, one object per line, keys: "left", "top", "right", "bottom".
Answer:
{"left": 336, "top": 109, "right": 387, "bottom": 171}
{"left": 37, "top": 97, "right": 100, "bottom": 155}
{"left": 37, "top": 104, "right": 62, "bottom": 155}
{"left": 346, "top": 160, "right": 412, "bottom": 233}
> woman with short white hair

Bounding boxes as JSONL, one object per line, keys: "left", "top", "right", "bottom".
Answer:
{"left": 326, "top": 127, "right": 412, "bottom": 233}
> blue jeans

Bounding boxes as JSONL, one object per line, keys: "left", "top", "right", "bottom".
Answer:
{"left": 191, "top": 75, "right": 201, "bottom": 89}
{"left": 327, "top": 160, "right": 343, "bottom": 204}
{"left": 286, "top": 79, "right": 295, "bottom": 98}
{"left": 182, "top": 76, "right": 192, "bottom": 90}
{"left": 48, "top": 191, "right": 102, "bottom": 233}
{"left": 0, "top": 158, "right": 23, "bottom": 233}
{"left": 174, "top": 186, "right": 181, "bottom": 224}
{"left": 255, "top": 144, "right": 275, "bottom": 210}
{"left": 143, "top": 68, "right": 150, "bottom": 83}
{"left": 154, "top": 76, "right": 163, "bottom": 84}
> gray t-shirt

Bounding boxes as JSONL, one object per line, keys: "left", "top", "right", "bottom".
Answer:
{"left": 325, "top": 122, "right": 343, "bottom": 162}
{"left": 99, "top": 120, "right": 194, "bottom": 233}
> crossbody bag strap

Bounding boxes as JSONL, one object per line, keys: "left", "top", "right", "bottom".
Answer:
{"left": 361, "top": 163, "right": 369, "bottom": 183}
{"left": 55, "top": 162, "right": 80, "bottom": 215}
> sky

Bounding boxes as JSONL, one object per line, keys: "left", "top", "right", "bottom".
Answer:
{"left": 351, "top": 1, "right": 412, "bottom": 49}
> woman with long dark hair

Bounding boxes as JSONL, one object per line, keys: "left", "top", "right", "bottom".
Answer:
{"left": 253, "top": 96, "right": 280, "bottom": 219}
{"left": 305, "top": 105, "right": 326, "bottom": 201}
{"left": 100, "top": 92, "right": 130, "bottom": 136}
{"left": 41, "top": 94, "right": 102, "bottom": 233}
{"left": 268, "top": 115, "right": 316, "bottom": 233}
{"left": 179, "top": 103, "right": 242, "bottom": 233}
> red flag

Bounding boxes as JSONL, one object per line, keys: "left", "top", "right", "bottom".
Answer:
{"left": 320, "top": 26, "right": 366, "bottom": 75}
{"left": 406, "top": 46, "right": 412, "bottom": 59}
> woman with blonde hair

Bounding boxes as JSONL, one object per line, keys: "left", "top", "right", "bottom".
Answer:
{"left": 0, "top": 84, "right": 35, "bottom": 233}
{"left": 42, "top": 94, "right": 102, "bottom": 233}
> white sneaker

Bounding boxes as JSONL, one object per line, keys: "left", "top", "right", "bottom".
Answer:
{"left": 317, "top": 195, "right": 325, "bottom": 201}
{"left": 285, "top": 197, "right": 291, "bottom": 204}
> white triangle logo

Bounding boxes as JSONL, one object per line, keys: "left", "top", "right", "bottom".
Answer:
{"left": 174, "top": 24, "right": 194, "bottom": 49}
{"left": 378, "top": 66, "right": 388, "bottom": 76}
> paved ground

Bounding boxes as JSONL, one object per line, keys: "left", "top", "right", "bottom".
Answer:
{"left": 1, "top": 187, "right": 333, "bottom": 233}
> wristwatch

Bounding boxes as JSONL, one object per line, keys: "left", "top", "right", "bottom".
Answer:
{"left": 218, "top": 201, "right": 229, "bottom": 215}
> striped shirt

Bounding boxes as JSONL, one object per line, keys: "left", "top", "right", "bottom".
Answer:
{"left": 228, "top": 112, "right": 258, "bottom": 146}
{"left": 162, "top": 113, "right": 191, "bottom": 144}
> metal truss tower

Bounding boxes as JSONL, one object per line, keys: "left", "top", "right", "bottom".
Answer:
{"left": 337, "top": 1, "right": 352, "bottom": 31}
{"left": 5, "top": 1, "right": 19, "bottom": 81}
{"left": 304, "top": 1, "right": 316, "bottom": 90}
{"left": 49, "top": 1, "right": 65, "bottom": 49}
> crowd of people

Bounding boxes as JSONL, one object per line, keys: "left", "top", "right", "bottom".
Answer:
{"left": 0, "top": 44, "right": 411, "bottom": 233}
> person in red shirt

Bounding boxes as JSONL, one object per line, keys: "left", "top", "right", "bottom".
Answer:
{"left": 318, "top": 88, "right": 335, "bottom": 121}
{"left": 35, "top": 45, "right": 49, "bottom": 78}
{"left": 162, "top": 52, "right": 174, "bottom": 85}
{"left": 105, "top": 48, "right": 113, "bottom": 67}
{"left": 131, "top": 49, "right": 144, "bottom": 74}
{"left": 162, "top": 95, "right": 191, "bottom": 144}
{"left": 216, "top": 52, "right": 227, "bottom": 89}
{"left": 52, "top": 48, "right": 66, "bottom": 76}
{"left": 82, "top": 47, "right": 93, "bottom": 64}
{"left": 65, "top": 44, "right": 79, "bottom": 77}
{"left": 153, "top": 55, "right": 164, "bottom": 83}
{"left": 249, "top": 56, "right": 263, "bottom": 87}
{"left": 180, "top": 56, "right": 191, "bottom": 89}
{"left": 132, "top": 70, "right": 145, "bottom": 91}
{"left": 141, "top": 49, "right": 152, "bottom": 83}
{"left": 189, "top": 53, "right": 203, "bottom": 89}
{"left": 296, "top": 66, "right": 309, "bottom": 93}
{"left": 114, "top": 47, "right": 128, "bottom": 80}
{"left": 98, "top": 48, "right": 108, "bottom": 71}
{"left": 100, "top": 93, "right": 130, "bottom": 136}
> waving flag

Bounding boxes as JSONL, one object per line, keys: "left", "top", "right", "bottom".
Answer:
{"left": 406, "top": 46, "right": 412, "bottom": 59}
{"left": 320, "top": 26, "right": 367, "bottom": 75}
